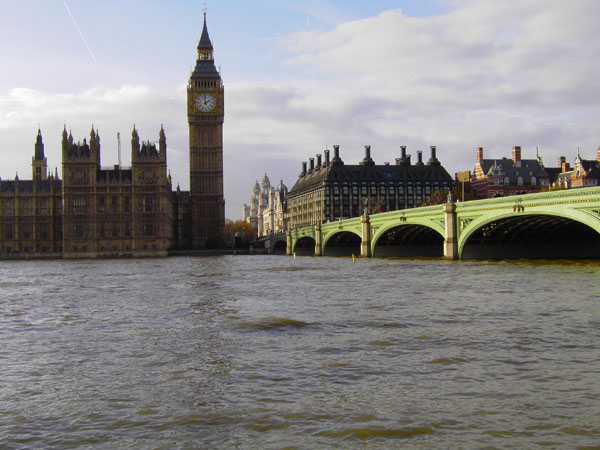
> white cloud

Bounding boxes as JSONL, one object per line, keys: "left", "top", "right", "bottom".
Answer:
{"left": 3, "top": 0, "right": 600, "bottom": 220}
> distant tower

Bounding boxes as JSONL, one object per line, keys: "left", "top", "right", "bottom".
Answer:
{"left": 32, "top": 128, "right": 48, "bottom": 181}
{"left": 187, "top": 10, "right": 225, "bottom": 247}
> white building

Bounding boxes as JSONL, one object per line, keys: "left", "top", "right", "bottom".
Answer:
{"left": 242, "top": 174, "right": 288, "bottom": 236}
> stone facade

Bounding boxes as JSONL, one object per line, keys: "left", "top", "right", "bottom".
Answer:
{"left": 242, "top": 174, "right": 288, "bottom": 236}
{"left": 1, "top": 127, "right": 173, "bottom": 258}
{"left": 186, "top": 12, "right": 225, "bottom": 247}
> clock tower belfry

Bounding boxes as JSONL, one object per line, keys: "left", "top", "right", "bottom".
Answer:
{"left": 187, "top": 11, "right": 225, "bottom": 247}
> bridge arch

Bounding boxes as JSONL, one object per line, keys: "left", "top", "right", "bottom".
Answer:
{"left": 293, "top": 236, "right": 316, "bottom": 256}
{"left": 271, "top": 239, "right": 287, "bottom": 255}
{"left": 372, "top": 222, "right": 445, "bottom": 258}
{"left": 323, "top": 230, "right": 362, "bottom": 257}
{"left": 459, "top": 210, "right": 600, "bottom": 260}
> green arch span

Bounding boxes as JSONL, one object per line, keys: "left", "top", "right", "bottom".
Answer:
{"left": 370, "top": 219, "right": 445, "bottom": 256}
{"left": 457, "top": 208, "right": 600, "bottom": 258}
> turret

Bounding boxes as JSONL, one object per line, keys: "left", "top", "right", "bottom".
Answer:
{"left": 159, "top": 125, "right": 167, "bottom": 161}
{"left": 89, "top": 126, "right": 101, "bottom": 165}
{"left": 32, "top": 128, "right": 48, "bottom": 180}
{"left": 131, "top": 125, "right": 140, "bottom": 157}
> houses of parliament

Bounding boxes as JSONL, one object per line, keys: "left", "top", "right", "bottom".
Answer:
{"left": 0, "top": 14, "right": 225, "bottom": 259}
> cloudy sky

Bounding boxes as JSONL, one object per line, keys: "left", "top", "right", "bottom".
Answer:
{"left": 1, "top": 0, "right": 599, "bottom": 218}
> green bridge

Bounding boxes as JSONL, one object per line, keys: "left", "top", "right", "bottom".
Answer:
{"left": 268, "top": 187, "right": 600, "bottom": 259}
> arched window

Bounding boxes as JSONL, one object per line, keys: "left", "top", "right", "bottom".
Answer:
{"left": 517, "top": 177, "right": 523, "bottom": 186}
{"left": 531, "top": 177, "right": 536, "bottom": 186}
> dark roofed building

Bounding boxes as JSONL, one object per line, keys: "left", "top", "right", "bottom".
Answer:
{"left": 287, "top": 145, "right": 453, "bottom": 229}
{"left": 471, "top": 146, "right": 551, "bottom": 199}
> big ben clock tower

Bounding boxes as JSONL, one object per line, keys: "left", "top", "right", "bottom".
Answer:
{"left": 187, "top": 11, "right": 225, "bottom": 247}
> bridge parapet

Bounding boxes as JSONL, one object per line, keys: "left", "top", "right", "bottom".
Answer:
{"left": 286, "top": 187, "right": 600, "bottom": 259}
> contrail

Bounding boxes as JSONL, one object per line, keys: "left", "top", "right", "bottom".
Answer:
{"left": 62, "top": 0, "right": 98, "bottom": 64}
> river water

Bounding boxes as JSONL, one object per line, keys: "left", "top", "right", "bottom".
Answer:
{"left": 1, "top": 256, "right": 600, "bottom": 449}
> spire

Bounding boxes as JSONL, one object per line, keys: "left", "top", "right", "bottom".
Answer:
{"left": 34, "top": 128, "right": 45, "bottom": 160}
{"left": 198, "top": 9, "right": 213, "bottom": 52}
{"left": 191, "top": 9, "right": 219, "bottom": 80}
{"left": 159, "top": 124, "right": 167, "bottom": 155}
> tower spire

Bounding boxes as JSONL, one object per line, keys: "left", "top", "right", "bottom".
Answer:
{"left": 191, "top": 8, "right": 219, "bottom": 80}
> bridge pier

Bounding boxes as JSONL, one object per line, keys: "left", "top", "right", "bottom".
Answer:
{"left": 361, "top": 214, "right": 371, "bottom": 258}
{"left": 286, "top": 231, "right": 292, "bottom": 256}
{"left": 314, "top": 224, "right": 322, "bottom": 256}
{"left": 443, "top": 201, "right": 458, "bottom": 260}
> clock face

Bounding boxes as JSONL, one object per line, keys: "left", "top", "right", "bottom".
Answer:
{"left": 195, "top": 93, "right": 216, "bottom": 112}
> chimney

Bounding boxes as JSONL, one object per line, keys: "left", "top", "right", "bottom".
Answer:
{"left": 397, "top": 145, "right": 410, "bottom": 166}
{"left": 597, "top": 147, "right": 600, "bottom": 162}
{"left": 476, "top": 147, "right": 484, "bottom": 164}
{"left": 301, "top": 161, "right": 307, "bottom": 176}
{"left": 316, "top": 154, "right": 322, "bottom": 168}
{"left": 361, "top": 145, "right": 374, "bottom": 166}
{"left": 512, "top": 146, "right": 522, "bottom": 162}
{"left": 309, "top": 157, "right": 314, "bottom": 172}
{"left": 428, "top": 145, "right": 439, "bottom": 165}
{"left": 558, "top": 156, "right": 565, "bottom": 168}
{"left": 324, "top": 149, "right": 330, "bottom": 166}
{"left": 416, "top": 150, "right": 423, "bottom": 165}
{"left": 332, "top": 145, "right": 343, "bottom": 164}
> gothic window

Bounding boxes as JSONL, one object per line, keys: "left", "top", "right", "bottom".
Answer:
{"left": 98, "top": 223, "right": 105, "bottom": 238}
{"left": 531, "top": 177, "right": 536, "bottom": 186}
{"left": 143, "top": 222, "right": 154, "bottom": 237}
{"left": 142, "top": 197, "right": 154, "bottom": 213}
{"left": 112, "top": 223, "right": 119, "bottom": 237}
{"left": 73, "top": 197, "right": 86, "bottom": 214}
{"left": 124, "top": 197, "right": 131, "bottom": 213}
{"left": 39, "top": 224, "right": 49, "bottom": 239}
{"left": 74, "top": 169, "right": 84, "bottom": 183}
{"left": 22, "top": 198, "right": 32, "bottom": 216}
{"left": 144, "top": 169, "right": 153, "bottom": 183}
{"left": 40, "top": 199, "right": 50, "bottom": 216}
{"left": 74, "top": 223, "right": 85, "bottom": 238}
{"left": 98, "top": 197, "right": 106, "bottom": 213}
{"left": 5, "top": 224, "right": 13, "bottom": 239}
{"left": 3, "top": 199, "right": 14, "bottom": 216}
{"left": 518, "top": 177, "right": 523, "bottom": 186}
{"left": 21, "top": 224, "right": 31, "bottom": 239}
{"left": 111, "top": 196, "right": 118, "bottom": 213}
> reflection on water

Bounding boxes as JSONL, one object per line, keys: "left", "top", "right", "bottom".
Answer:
{"left": 1, "top": 256, "right": 600, "bottom": 448}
